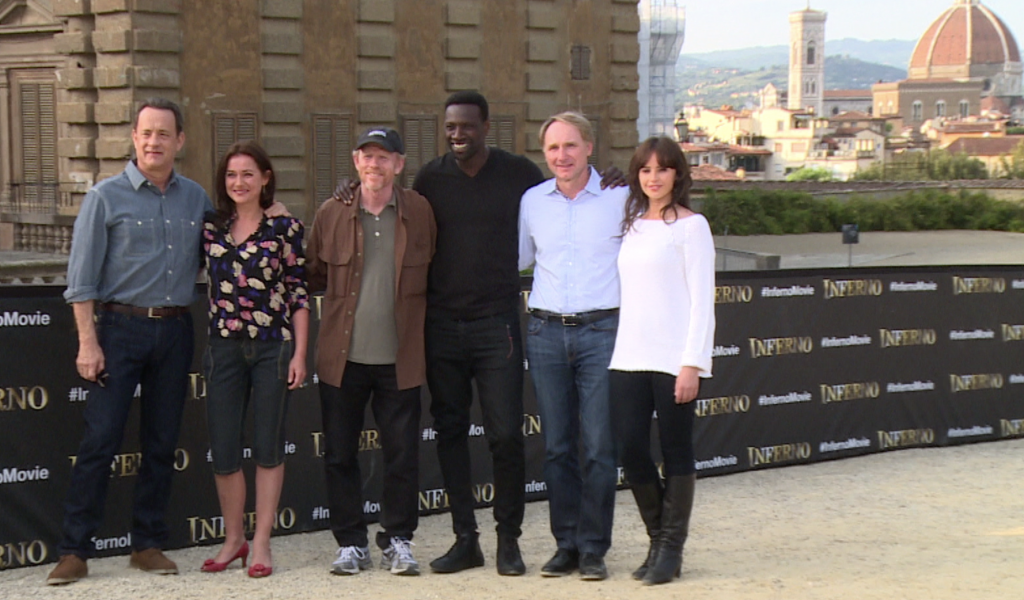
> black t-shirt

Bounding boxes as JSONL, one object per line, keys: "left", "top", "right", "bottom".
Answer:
{"left": 413, "top": 148, "right": 545, "bottom": 320}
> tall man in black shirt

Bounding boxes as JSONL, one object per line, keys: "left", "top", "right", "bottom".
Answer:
{"left": 416, "top": 92, "right": 543, "bottom": 576}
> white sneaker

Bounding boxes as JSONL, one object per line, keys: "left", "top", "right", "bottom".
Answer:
{"left": 381, "top": 537, "right": 419, "bottom": 576}
{"left": 331, "top": 546, "right": 372, "bottom": 575}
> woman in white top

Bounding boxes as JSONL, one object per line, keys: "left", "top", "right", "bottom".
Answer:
{"left": 608, "top": 136, "right": 715, "bottom": 586}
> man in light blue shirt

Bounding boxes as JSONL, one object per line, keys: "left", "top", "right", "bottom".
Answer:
{"left": 518, "top": 112, "right": 628, "bottom": 581}
{"left": 49, "top": 98, "right": 212, "bottom": 585}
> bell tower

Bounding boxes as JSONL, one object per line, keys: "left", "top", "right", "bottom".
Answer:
{"left": 788, "top": 6, "right": 827, "bottom": 114}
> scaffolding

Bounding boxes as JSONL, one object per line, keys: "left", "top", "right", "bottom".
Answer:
{"left": 637, "top": 0, "right": 686, "bottom": 139}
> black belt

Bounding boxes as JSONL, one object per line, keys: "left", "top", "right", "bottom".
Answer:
{"left": 100, "top": 303, "right": 190, "bottom": 319}
{"left": 530, "top": 308, "right": 618, "bottom": 326}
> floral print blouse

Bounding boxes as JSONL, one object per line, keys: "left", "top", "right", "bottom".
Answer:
{"left": 202, "top": 213, "right": 309, "bottom": 341}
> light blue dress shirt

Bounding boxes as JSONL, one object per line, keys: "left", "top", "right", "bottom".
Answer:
{"left": 64, "top": 160, "right": 213, "bottom": 307}
{"left": 518, "top": 166, "right": 628, "bottom": 313}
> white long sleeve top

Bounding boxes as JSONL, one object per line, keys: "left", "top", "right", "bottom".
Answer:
{"left": 609, "top": 213, "right": 716, "bottom": 378}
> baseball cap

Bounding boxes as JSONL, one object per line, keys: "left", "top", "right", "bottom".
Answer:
{"left": 355, "top": 127, "right": 404, "bottom": 154}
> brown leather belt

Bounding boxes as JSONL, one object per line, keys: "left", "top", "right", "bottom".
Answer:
{"left": 529, "top": 308, "right": 619, "bottom": 327}
{"left": 100, "top": 303, "right": 190, "bottom": 319}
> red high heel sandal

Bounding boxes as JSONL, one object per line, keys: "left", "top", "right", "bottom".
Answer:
{"left": 201, "top": 541, "right": 249, "bottom": 573}
{"left": 248, "top": 563, "right": 273, "bottom": 578}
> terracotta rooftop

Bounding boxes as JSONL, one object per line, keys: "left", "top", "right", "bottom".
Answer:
{"left": 944, "top": 136, "right": 1024, "bottom": 156}
{"left": 690, "top": 164, "right": 741, "bottom": 181}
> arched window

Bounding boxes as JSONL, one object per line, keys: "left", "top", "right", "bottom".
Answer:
{"left": 935, "top": 100, "right": 946, "bottom": 118}
{"left": 807, "top": 41, "right": 816, "bottom": 65}
{"left": 959, "top": 100, "right": 970, "bottom": 118}
{"left": 912, "top": 101, "right": 923, "bottom": 122}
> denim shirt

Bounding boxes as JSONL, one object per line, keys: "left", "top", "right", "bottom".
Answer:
{"left": 64, "top": 161, "right": 213, "bottom": 307}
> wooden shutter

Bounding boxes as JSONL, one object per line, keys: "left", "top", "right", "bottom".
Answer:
{"left": 571, "top": 45, "right": 592, "bottom": 81}
{"left": 312, "top": 114, "right": 353, "bottom": 202}
{"left": 212, "top": 112, "right": 259, "bottom": 172}
{"left": 401, "top": 115, "right": 438, "bottom": 188}
{"left": 19, "top": 81, "right": 58, "bottom": 212}
{"left": 485, "top": 115, "right": 516, "bottom": 152}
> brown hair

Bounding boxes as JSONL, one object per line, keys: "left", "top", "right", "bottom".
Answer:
{"left": 214, "top": 140, "right": 275, "bottom": 222}
{"left": 623, "top": 136, "right": 693, "bottom": 234}
{"left": 538, "top": 111, "right": 594, "bottom": 147}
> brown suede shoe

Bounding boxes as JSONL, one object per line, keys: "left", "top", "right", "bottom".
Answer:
{"left": 46, "top": 554, "right": 88, "bottom": 585}
{"left": 129, "top": 548, "right": 178, "bottom": 575}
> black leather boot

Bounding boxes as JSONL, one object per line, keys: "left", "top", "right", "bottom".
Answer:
{"left": 630, "top": 480, "right": 664, "bottom": 580}
{"left": 643, "top": 474, "right": 695, "bottom": 586}
{"left": 496, "top": 534, "right": 525, "bottom": 575}
{"left": 429, "top": 532, "right": 485, "bottom": 573}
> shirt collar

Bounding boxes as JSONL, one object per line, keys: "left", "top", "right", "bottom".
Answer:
{"left": 542, "top": 166, "right": 601, "bottom": 200}
{"left": 126, "top": 160, "right": 178, "bottom": 191}
{"left": 358, "top": 188, "right": 398, "bottom": 214}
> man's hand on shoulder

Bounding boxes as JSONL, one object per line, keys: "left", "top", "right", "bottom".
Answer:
{"left": 264, "top": 202, "right": 291, "bottom": 218}
{"left": 332, "top": 179, "right": 360, "bottom": 206}
{"left": 598, "top": 166, "right": 627, "bottom": 189}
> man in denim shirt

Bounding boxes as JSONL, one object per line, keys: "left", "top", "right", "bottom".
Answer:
{"left": 47, "top": 98, "right": 212, "bottom": 585}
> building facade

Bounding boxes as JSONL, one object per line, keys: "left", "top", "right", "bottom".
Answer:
{"left": 0, "top": 0, "right": 642, "bottom": 253}
{"left": 636, "top": 0, "right": 683, "bottom": 138}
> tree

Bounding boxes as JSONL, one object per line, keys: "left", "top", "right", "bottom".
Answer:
{"left": 998, "top": 140, "right": 1024, "bottom": 179}
{"left": 786, "top": 166, "right": 834, "bottom": 182}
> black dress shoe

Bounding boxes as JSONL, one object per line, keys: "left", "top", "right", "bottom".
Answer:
{"left": 579, "top": 553, "right": 608, "bottom": 581}
{"left": 540, "top": 548, "right": 578, "bottom": 577}
{"left": 429, "top": 533, "right": 485, "bottom": 573}
{"left": 496, "top": 535, "right": 526, "bottom": 576}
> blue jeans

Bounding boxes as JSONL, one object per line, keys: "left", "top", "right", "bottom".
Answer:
{"left": 203, "top": 337, "right": 292, "bottom": 474}
{"left": 426, "top": 309, "right": 525, "bottom": 538}
{"left": 59, "top": 309, "right": 194, "bottom": 557}
{"left": 525, "top": 313, "right": 618, "bottom": 556}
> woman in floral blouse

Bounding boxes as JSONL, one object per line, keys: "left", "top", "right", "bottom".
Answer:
{"left": 199, "top": 140, "right": 309, "bottom": 578}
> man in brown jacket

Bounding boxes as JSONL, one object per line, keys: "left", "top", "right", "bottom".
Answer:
{"left": 306, "top": 127, "right": 436, "bottom": 577}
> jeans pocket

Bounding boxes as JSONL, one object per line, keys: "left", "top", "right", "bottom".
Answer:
{"left": 526, "top": 316, "right": 545, "bottom": 336}
{"left": 588, "top": 314, "right": 619, "bottom": 333}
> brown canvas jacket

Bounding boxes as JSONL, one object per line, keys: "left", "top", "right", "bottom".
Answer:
{"left": 306, "top": 186, "right": 436, "bottom": 390}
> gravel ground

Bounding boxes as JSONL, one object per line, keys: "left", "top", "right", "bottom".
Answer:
{"left": 3, "top": 438, "right": 1023, "bottom": 600}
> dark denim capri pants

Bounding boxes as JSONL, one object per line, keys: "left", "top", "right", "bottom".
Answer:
{"left": 203, "top": 336, "right": 292, "bottom": 474}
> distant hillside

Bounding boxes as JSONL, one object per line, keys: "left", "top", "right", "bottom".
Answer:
{"left": 677, "top": 56, "right": 906, "bottom": 109}
{"left": 679, "top": 38, "right": 916, "bottom": 71}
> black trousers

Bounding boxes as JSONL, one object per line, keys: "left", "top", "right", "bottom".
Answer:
{"left": 609, "top": 370, "right": 696, "bottom": 484}
{"left": 320, "top": 362, "right": 421, "bottom": 549}
{"left": 425, "top": 310, "right": 526, "bottom": 538}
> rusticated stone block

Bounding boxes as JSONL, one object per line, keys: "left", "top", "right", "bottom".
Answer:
{"left": 263, "top": 136, "right": 305, "bottom": 157}
{"left": 527, "top": 8, "right": 557, "bottom": 29}
{"left": 95, "top": 102, "right": 132, "bottom": 124}
{"left": 261, "top": 0, "right": 302, "bottom": 19}
{"left": 92, "top": 30, "right": 130, "bottom": 53}
{"left": 134, "top": 29, "right": 181, "bottom": 53}
{"left": 446, "top": 2, "right": 480, "bottom": 26}
{"left": 262, "top": 33, "right": 302, "bottom": 55}
{"left": 262, "top": 101, "right": 303, "bottom": 123}
{"left": 133, "top": 0, "right": 181, "bottom": 13}
{"left": 94, "top": 66, "right": 131, "bottom": 88}
{"left": 55, "top": 32, "right": 93, "bottom": 55}
{"left": 527, "top": 101, "right": 559, "bottom": 122}
{"left": 95, "top": 137, "right": 133, "bottom": 159}
{"left": 611, "top": 73, "right": 639, "bottom": 92}
{"left": 446, "top": 37, "right": 480, "bottom": 59}
{"left": 611, "top": 42, "right": 640, "bottom": 64}
{"left": 359, "top": 35, "right": 394, "bottom": 58}
{"left": 57, "top": 68, "right": 94, "bottom": 90}
{"left": 92, "top": 0, "right": 128, "bottom": 12}
{"left": 612, "top": 14, "right": 640, "bottom": 33}
{"left": 53, "top": 0, "right": 91, "bottom": 17}
{"left": 358, "top": 102, "right": 395, "bottom": 123}
{"left": 58, "top": 138, "right": 96, "bottom": 158}
{"left": 358, "top": 70, "right": 395, "bottom": 91}
{"left": 610, "top": 102, "right": 639, "bottom": 120}
{"left": 445, "top": 70, "right": 479, "bottom": 91}
{"left": 133, "top": 67, "right": 180, "bottom": 88}
{"left": 57, "top": 103, "right": 95, "bottom": 124}
{"left": 609, "top": 126, "right": 638, "bottom": 148}
{"left": 274, "top": 168, "right": 305, "bottom": 190}
{"left": 527, "top": 39, "right": 558, "bottom": 62}
{"left": 263, "top": 68, "right": 303, "bottom": 90}
{"left": 358, "top": 0, "right": 394, "bottom": 23}
{"left": 526, "top": 71, "right": 558, "bottom": 92}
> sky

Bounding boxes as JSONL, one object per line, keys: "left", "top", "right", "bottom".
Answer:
{"left": 681, "top": 0, "right": 1024, "bottom": 53}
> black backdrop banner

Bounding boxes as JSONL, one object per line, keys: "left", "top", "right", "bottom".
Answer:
{"left": 2, "top": 266, "right": 1024, "bottom": 570}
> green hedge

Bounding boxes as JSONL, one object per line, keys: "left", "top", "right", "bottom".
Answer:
{"left": 699, "top": 189, "right": 1024, "bottom": 235}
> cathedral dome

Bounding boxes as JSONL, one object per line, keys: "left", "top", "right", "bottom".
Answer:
{"left": 909, "top": 0, "right": 1021, "bottom": 89}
